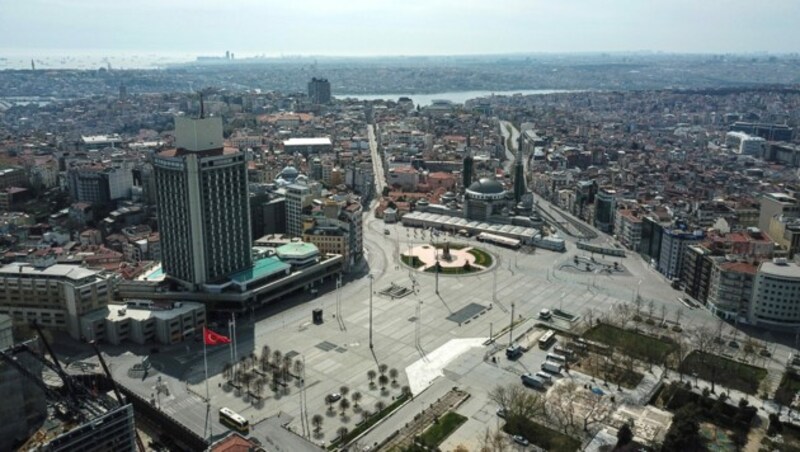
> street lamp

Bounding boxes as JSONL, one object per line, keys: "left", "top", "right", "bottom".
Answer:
{"left": 369, "top": 274, "right": 374, "bottom": 349}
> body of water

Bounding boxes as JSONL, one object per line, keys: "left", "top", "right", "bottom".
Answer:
{"left": 336, "top": 89, "right": 575, "bottom": 106}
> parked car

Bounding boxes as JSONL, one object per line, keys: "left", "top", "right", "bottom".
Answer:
{"left": 326, "top": 392, "right": 341, "bottom": 403}
{"left": 512, "top": 435, "right": 529, "bottom": 446}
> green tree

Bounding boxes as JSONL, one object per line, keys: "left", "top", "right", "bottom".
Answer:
{"left": 615, "top": 423, "right": 633, "bottom": 449}
{"left": 662, "top": 405, "right": 704, "bottom": 452}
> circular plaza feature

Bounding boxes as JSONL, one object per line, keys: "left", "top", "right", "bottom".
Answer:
{"left": 400, "top": 242, "right": 493, "bottom": 275}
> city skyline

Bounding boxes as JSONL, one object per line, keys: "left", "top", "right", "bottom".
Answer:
{"left": 1, "top": 0, "right": 799, "bottom": 58}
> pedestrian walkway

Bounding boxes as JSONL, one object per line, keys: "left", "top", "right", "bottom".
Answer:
{"left": 379, "top": 388, "right": 469, "bottom": 451}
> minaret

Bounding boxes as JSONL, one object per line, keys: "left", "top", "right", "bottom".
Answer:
{"left": 463, "top": 152, "right": 474, "bottom": 190}
{"left": 30, "top": 59, "right": 35, "bottom": 71}
{"left": 513, "top": 132, "right": 526, "bottom": 203}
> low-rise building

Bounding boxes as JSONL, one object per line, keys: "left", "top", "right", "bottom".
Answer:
{"left": 81, "top": 300, "right": 205, "bottom": 345}
{"left": 0, "top": 262, "right": 112, "bottom": 340}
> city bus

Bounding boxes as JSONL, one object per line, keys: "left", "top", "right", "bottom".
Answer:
{"left": 476, "top": 232, "right": 521, "bottom": 250}
{"left": 538, "top": 330, "right": 556, "bottom": 349}
{"left": 219, "top": 407, "right": 249, "bottom": 433}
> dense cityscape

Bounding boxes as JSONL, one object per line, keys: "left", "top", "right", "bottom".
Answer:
{"left": 1, "top": 45, "right": 800, "bottom": 452}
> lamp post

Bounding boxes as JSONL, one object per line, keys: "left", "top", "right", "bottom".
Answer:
{"left": 369, "top": 274, "right": 374, "bottom": 349}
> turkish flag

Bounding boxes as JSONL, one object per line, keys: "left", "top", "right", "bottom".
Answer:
{"left": 203, "top": 326, "right": 231, "bottom": 345}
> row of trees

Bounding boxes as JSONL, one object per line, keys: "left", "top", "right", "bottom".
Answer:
{"left": 490, "top": 382, "right": 615, "bottom": 437}
{"left": 221, "top": 345, "right": 306, "bottom": 398}
{"left": 366, "top": 363, "right": 400, "bottom": 390}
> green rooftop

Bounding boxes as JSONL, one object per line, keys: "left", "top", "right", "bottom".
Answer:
{"left": 276, "top": 242, "right": 319, "bottom": 259}
{"left": 229, "top": 256, "right": 291, "bottom": 284}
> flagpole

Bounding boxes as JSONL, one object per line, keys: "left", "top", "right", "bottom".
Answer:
{"left": 203, "top": 327, "right": 209, "bottom": 403}
{"left": 228, "top": 317, "right": 235, "bottom": 381}
{"left": 232, "top": 313, "right": 238, "bottom": 369}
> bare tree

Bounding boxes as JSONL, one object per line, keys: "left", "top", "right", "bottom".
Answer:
{"left": 311, "top": 414, "right": 324, "bottom": 434}
{"left": 378, "top": 363, "right": 388, "bottom": 375}
{"left": 294, "top": 359, "right": 304, "bottom": 377}
{"left": 272, "top": 350, "right": 283, "bottom": 369}
{"left": 352, "top": 391, "right": 362, "bottom": 408}
{"left": 580, "top": 388, "right": 615, "bottom": 432}
{"left": 222, "top": 362, "right": 233, "bottom": 381}
{"left": 547, "top": 381, "right": 580, "bottom": 434}
{"left": 389, "top": 368, "right": 399, "bottom": 385}
{"left": 378, "top": 374, "right": 389, "bottom": 390}
{"left": 674, "top": 308, "right": 684, "bottom": 326}
{"left": 660, "top": 305, "right": 667, "bottom": 324}
{"left": 488, "top": 384, "right": 546, "bottom": 421}
{"left": 337, "top": 427, "right": 348, "bottom": 442}
{"left": 261, "top": 345, "right": 271, "bottom": 364}
{"left": 339, "top": 398, "right": 351, "bottom": 416}
{"left": 477, "top": 426, "right": 509, "bottom": 452}
{"left": 367, "top": 369, "right": 377, "bottom": 387}
{"left": 647, "top": 299, "right": 655, "bottom": 320}
{"left": 694, "top": 325, "right": 722, "bottom": 393}
{"left": 375, "top": 400, "right": 386, "bottom": 414}
{"left": 340, "top": 385, "right": 350, "bottom": 399}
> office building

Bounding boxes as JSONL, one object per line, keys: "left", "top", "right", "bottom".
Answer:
{"left": 308, "top": 77, "right": 331, "bottom": 104}
{"left": 283, "top": 137, "right": 333, "bottom": 156}
{"left": 67, "top": 164, "right": 134, "bottom": 205}
{"left": 594, "top": 188, "right": 616, "bottom": 234}
{"left": 748, "top": 258, "right": 800, "bottom": 328}
{"left": 154, "top": 115, "right": 252, "bottom": 289}
{"left": 730, "top": 121, "right": 793, "bottom": 141}
{"left": 725, "top": 131, "right": 766, "bottom": 156}
{"left": 682, "top": 244, "right": 713, "bottom": 304}
{"left": 706, "top": 259, "right": 756, "bottom": 321}
{"left": 759, "top": 192, "right": 800, "bottom": 236}
{"left": 286, "top": 183, "right": 312, "bottom": 237}
{"left": 764, "top": 142, "right": 800, "bottom": 167}
{"left": 0, "top": 263, "right": 112, "bottom": 340}
{"left": 302, "top": 198, "right": 363, "bottom": 271}
{"left": 614, "top": 209, "right": 643, "bottom": 251}
{"left": 657, "top": 229, "right": 703, "bottom": 281}
{"left": 250, "top": 194, "right": 287, "bottom": 239}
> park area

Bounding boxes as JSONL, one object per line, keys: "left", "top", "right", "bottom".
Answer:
{"left": 583, "top": 323, "right": 678, "bottom": 363}
{"left": 502, "top": 415, "right": 581, "bottom": 452}
{"left": 775, "top": 370, "right": 800, "bottom": 406}
{"left": 679, "top": 351, "right": 767, "bottom": 395}
{"left": 405, "top": 411, "right": 467, "bottom": 451}
{"left": 401, "top": 243, "right": 492, "bottom": 274}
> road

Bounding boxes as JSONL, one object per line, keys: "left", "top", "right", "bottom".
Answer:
{"left": 367, "top": 124, "right": 386, "bottom": 196}
{"left": 498, "top": 120, "right": 519, "bottom": 174}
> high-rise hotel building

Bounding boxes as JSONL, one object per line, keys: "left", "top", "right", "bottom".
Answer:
{"left": 154, "top": 115, "right": 252, "bottom": 289}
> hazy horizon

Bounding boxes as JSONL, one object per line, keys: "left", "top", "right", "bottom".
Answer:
{"left": 1, "top": 0, "right": 799, "bottom": 58}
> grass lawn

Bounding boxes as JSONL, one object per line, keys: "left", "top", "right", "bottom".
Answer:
{"left": 583, "top": 323, "right": 678, "bottom": 363}
{"left": 573, "top": 354, "right": 644, "bottom": 389}
{"left": 503, "top": 415, "right": 580, "bottom": 452}
{"left": 775, "top": 370, "right": 800, "bottom": 406}
{"left": 680, "top": 351, "right": 767, "bottom": 395}
{"left": 400, "top": 254, "right": 424, "bottom": 268}
{"left": 416, "top": 412, "right": 467, "bottom": 448}
{"left": 328, "top": 392, "right": 410, "bottom": 450}
{"left": 467, "top": 248, "right": 493, "bottom": 266}
{"left": 424, "top": 264, "right": 479, "bottom": 274}
{"left": 432, "top": 242, "right": 467, "bottom": 250}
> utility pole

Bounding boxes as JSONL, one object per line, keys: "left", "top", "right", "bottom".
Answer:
{"left": 369, "top": 274, "right": 374, "bottom": 349}
{"left": 509, "top": 302, "right": 515, "bottom": 346}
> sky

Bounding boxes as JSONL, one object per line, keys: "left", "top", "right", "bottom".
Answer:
{"left": 1, "top": 0, "right": 799, "bottom": 57}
